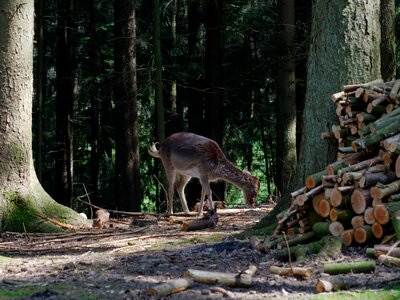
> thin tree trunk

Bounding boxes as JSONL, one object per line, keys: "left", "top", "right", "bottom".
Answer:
{"left": 153, "top": 0, "right": 165, "bottom": 143}
{"left": 34, "top": 0, "right": 45, "bottom": 183}
{"left": 275, "top": 0, "right": 296, "bottom": 195}
{"left": 55, "top": 0, "right": 74, "bottom": 207}
{"left": 88, "top": 0, "right": 102, "bottom": 204}
{"left": 204, "top": 0, "right": 225, "bottom": 201}
{"left": 380, "top": 0, "right": 396, "bottom": 81}
{"left": 294, "top": 0, "right": 311, "bottom": 158}
{"left": 114, "top": 0, "right": 141, "bottom": 212}
{"left": 185, "top": 0, "right": 204, "bottom": 210}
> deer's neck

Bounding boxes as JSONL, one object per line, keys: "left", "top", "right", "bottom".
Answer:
{"left": 214, "top": 159, "right": 248, "bottom": 190}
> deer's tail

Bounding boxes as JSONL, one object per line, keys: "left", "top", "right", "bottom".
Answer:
{"left": 148, "top": 142, "right": 161, "bottom": 158}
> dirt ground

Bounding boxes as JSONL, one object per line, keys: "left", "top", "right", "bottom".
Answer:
{"left": 0, "top": 205, "right": 400, "bottom": 299}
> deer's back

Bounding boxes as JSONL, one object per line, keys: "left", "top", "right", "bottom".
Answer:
{"left": 159, "top": 132, "right": 226, "bottom": 178}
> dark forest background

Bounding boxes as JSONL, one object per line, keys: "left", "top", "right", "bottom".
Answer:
{"left": 31, "top": 0, "right": 399, "bottom": 214}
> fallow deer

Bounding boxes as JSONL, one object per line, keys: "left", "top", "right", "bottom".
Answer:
{"left": 148, "top": 132, "right": 260, "bottom": 216}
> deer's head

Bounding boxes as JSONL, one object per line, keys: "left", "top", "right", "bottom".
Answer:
{"left": 243, "top": 171, "right": 260, "bottom": 207}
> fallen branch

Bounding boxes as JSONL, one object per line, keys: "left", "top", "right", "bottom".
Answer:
{"left": 315, "top": 275, "right": 359, "bottom": 293}
{"left": 36, "top": 213, "right": 80, "bottom": 230}
{"left": 323, "top": 261, "right": 375, "bottom": 275}
{"left": 373, "top": 244, "right": 400, "bottom": 258}
{"left": 209, "top": 286, "right": 235, "bottom": 298}
{"left": 377, "top": 254, "right": 400, "bottom": 267}
{"left": 269, "top": 266, "right": 313, "bottom": 277}
{"left": 184, "top": 268, "right": 252, "bottom": 287}
{"left": 146, "top": 278, "right": 193, "bottom": 297}
{"left": 182, "top": 210, "right": 218, "bottom": 231}
{"left": 77, "top": 197, "right": 159, "bottom": 217}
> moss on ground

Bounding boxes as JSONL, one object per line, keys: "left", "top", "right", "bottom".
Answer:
{"left": 235, "top": 223, "right": 276, "bottom": 239}
{"left": 309, "top": 286, "right": 400, "bottom": 300}
{"left": 0, "top": 283, "right": 104, "bottom": 300}
{"left": 1, "top": 189, "right": 90, "bottom": 233}
{"left": 2, "top": 191, "right": 61, "bottom": 232}
{"left": 150, "top": 233, "right": 226, "bottom": 249}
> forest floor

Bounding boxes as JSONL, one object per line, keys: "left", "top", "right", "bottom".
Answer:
{"left": 0, "top": 205, "right": 400, "bottom": 299}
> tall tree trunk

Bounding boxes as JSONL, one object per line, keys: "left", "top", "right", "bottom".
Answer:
{"left": 296, "top": 0, "right": 381, "bottom": 188}
{"left": 114, "top": 0, "right": 141, "bottom": 212}
{"left": 380, "top": 0, "right": 396, "bottom": 81}
{"left": 55, "top": 0, "right": 75, "bottom": 207}
{"left": 0, "top": 0, "right": 90, "bottom": 232}
{"left": 275, "top": 0, "right": 296, "bottom": 196}
{"left": 204, "top": 0, "right": 225, "bottom": 201}
{"left": 256, "top": 0, "right": 382, "bottom": 228}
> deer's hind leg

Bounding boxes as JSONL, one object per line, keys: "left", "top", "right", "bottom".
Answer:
{"left": 163, "top": 166, "right": 177, "bottom": 215}
{"left": 175, "top": 174, "right": 191, "bottom": 214}
{"left": 198, "top": 176, "right": 214, "bottom": 217}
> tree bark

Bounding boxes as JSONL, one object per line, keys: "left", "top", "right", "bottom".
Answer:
{"left": 34, "top": 0, "right": 44, "bottom": 184}
{"left": 295, "top": 0, "right": 381, "bottom": 192}
{"left": 204, "top": 0, "right": 225, "bottom": 202}
{"left": 0, "top": 0, "right": 90, "bottom": 232}
{"left": 275, "top": 0, "right": 296, "bottom": 195}
{"left": 184, "top": 0, "right": 205, "bottom": 210}
{"left": 88, "top": 0, "right": 102, "bottom": 204}
{"left": 114, "top": 0, "right": 141, "bottom": 211}
{"left": 380, "top": 0, "right": 396, "bottom": 81}
{"left": 153, "top": 0, "right": 165, "bottom": 143}
{"left": 55, "top": 0, "right": 74, "bottom": 207}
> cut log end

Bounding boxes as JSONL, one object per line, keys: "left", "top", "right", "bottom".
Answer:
{"left": 306, "top": 176, "right": 317, "bottom": 189}
{"left": 354, "top": 225, "right": 372, "bottom": 244}
{"left": 364, "top": 207, "right": 376, "bottom": 225}
{"left": 341, "top": 229, "right": 354, "bottom": 247}
{"left": 351, "top": 189, "right": 368, "bottom": 214}
{"left": 318, "top": 199, "right": 331, "bottom": 218}
{"left": 371, "top": 222, "right": 384, "bottom": 239}
{"left": 351, "top": 215, "right": 365, "bottom": 228}
{"left": 329, "top": 221, "right": 344, "bottom": 237}
{"left": 373, "top": 204, "right": 390, "bottom": 225}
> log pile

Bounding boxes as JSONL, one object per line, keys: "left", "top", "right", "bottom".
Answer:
{"left": 279, "top": 79, "right": 400, "bottom": 247}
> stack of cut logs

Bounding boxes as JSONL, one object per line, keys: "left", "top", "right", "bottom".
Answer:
{"left": 283, "top": 79, "right": 400, "bottom": 246}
